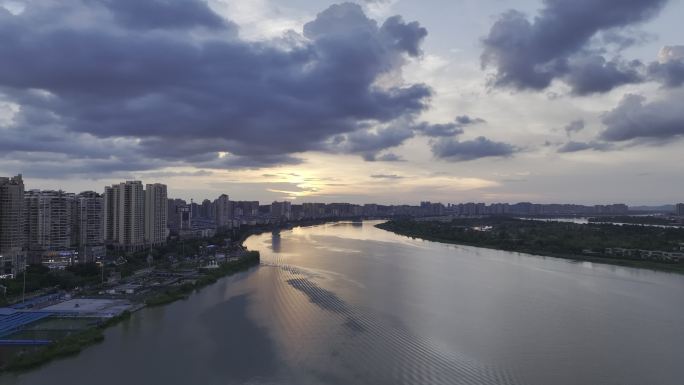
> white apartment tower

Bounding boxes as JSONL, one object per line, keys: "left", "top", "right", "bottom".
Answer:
{"left": 24, "top": 189, "right": 75, "bottom": 263}
{"left": 145, "top": 183, "right": 168, "bottom": 246}
{"left": 0, "top": 175, "right": 26, "bottom": 276}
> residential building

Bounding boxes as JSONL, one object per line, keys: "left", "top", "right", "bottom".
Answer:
{"left": 271, "top": 201, "right": 292, "bottom": 220}
{"left": 234, "top": 201, "right": 259, "bottom": 218}
{"left": 676, "top": 203, "right": 684, "bottom": 217}
{"left": 104, "top": 181, "right": 145, "bottom": 251}
{"left": 74, "top": 191, "right": 105, "bottom": 263}
{"left": 200, "top": 199, "right": 215, "bottom": 219}
{"left": 167, "top": 198, "right": 186, "bottom": 234}
{"left": 24, "top": 190, "right": 75, "bottom": 264}
{"left": 145, "top": 183, "right": 168, "bottom": 246}
{"left": 178, "top": 205, "right": 192, "bottom": 231}
{"left": 214, "top": 194, "right": 232, "bottom": 228}
{"left": 0, "top": 175, "right": 26, "bottom": 276}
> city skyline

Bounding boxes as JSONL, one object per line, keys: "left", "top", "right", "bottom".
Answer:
{"left": 1, "top": 0, "right": 683, "bottom": 205}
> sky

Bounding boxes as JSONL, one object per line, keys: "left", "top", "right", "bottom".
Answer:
{"left": 0, "top": 0, "right": 683, "bottom": 205}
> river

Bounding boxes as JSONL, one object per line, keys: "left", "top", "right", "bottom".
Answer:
{"left": 3, "top": 221, "right": 684, "bottom": 385}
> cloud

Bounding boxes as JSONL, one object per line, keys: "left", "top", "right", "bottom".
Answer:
{"left": 600, "top": 92, "right": 684, "bottom": 142}
{"left": 481, "top": 0, "right": 666, "bottom": 94}
{"left": 557, "top": 140, "right": 612, "bottom": 153}
{"left": 648, "top": 45, "right": 684, "bottom": 88}
{"left": 370, "top": 174, "right": 403, "bottom": 179}
{"left": 329, "top": 125, "right": 415, "bottom": 160}
{"left": 380, "top": 15, "right": 427, "bottom": 57}
{"left": 135, "top": 169, "right": 214, "bottom": 178}
{"left": 431, "top": 136, "right": 517, "bottom": 161}
{"left": 414, "top": 115, "right": 485, "bottom": 137}
{"left": 199, "top": 154, "right": 305, "bottom": 169}
{"left": 564, "top": 119, "right": 585, "bottom": 136}
{"left": 373, "top": 152, "right": 405, "bottom": 162}
{"left": 0, "top": 1, "right": 431, "bottom": 174}
{"left": 102, "top": 0, "right": 232, "bottom": 31}
{"left": 564, "top": 55, "right": 644, "bottom": 95}
{"left": 455, "top": 115, "right": 486, "bottom": 125}
{"left": 601, "top": 29, "right": 654, "bottom": 51}
{"left": 414, "top": 122, "right": 463, "bottom": 137}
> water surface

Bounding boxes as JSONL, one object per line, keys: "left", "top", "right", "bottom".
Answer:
{"left": 4, "top": 221, "right": 684, "bottom": 385}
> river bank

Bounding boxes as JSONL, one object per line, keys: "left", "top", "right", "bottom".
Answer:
{"left": 4, "top": 221, "right": 684, "bottom": 385}
{"left": 376, "top": 219, "right": 684, "bottom": 274}
{"left": 0, "top": 251, "right": 260, "bottom": 373}
{"left": 0, "top": 219, "right": 348, "bottom": 374}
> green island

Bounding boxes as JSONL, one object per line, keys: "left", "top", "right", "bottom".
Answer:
{"left": 587, "top": 215, "right": 683, "bottom": 227}
{"left": 376, "top": 217, "right": 684, "bottom": 274}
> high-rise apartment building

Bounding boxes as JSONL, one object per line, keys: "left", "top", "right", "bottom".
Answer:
{"left": 200, "top": 199, "right": 215, "bottom": 219}
{"left": 0, "top": 175, "right": 26, "bottom": 276}
{"left": 103, "top": 185, "right": 117, "bottom": 243}
{"left": 234, "top": 201, "right": 259, "bottom": 217}
{"left": 271, "top": 201, "right": 292, "bottom": 220}
{"left": 676, "top": 203, "right": 684, "bottom": 217}
{"left": 178, "top": 205, "right": 192, "bottom": 231}
{"left": 167, "top": 198, "right": 186, "bottom": 234}
{"left": 104, "top": 181, "right": 145, "bottom": 250}
{"left": 145, "top": 183, "right": 168, "bottom": 246}
{"left": 214, "top": 194, "right": 232, "bottom": 228}
{"left": 75, "top": 191, "right": 105, "bottom": 263}
{"left": 24, "top": 189, "right": 74, "bottom": 263}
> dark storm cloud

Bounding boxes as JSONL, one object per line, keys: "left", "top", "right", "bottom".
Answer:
{"left": 381, "top": 16, "right": 427, "bottom": 57}
{"left": 564, "top": 119, "right": 585, "bottom": 136}
{"left": 431, "top": 137, "right": 516, "bottom": 161}
{"left": 373, "top": 153, "right": 405, "bottom": 162}
{"left": 414, "top": 122, "right": 463, "bottom": 137}
{"left": 102, "top": 0, "right": 231, "bottom": 30}
{"left": 564, "top": 56, "right": 644, "bottom": 95}
{"left": 414, "top": 115, "right": 485, "bottom": 137}
{"left": 136, "top": 170, "right": 214, "bottom": 178}
{"left": 648, "top": 46, "right": 684, "bottom": 88}
{"left": 649, "top": 60, "right": 684, "bottom": 87}
{"left": 601, "top": 29, "right": 654, "bottom": 51}
{"left": 557, "top": 140, "right": 612, "bottom": 153}
{"left": 600, "top": 93, "right": 684, "bottom": 142}
{"left": 0, "top": 1, "right": 431, "bottom": 173}
{"left": 330, "top": 125, "right": 415, "bottom": 160}
{"left": 199, "top": 154, "right": 305, "bottom": 170}
{"left": 0, "top": 152, "right": 164, "bottom": 179}
{"left": 481, "top": 0, "right": 667, "bottom": 94}
{"left": 455, "top": 115, "right": 486, "bottom": 126}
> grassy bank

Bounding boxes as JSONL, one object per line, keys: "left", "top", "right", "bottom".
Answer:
{"left": 1, "top": 251, "right": 260, "bottom": 373}
{"left": 376, "top": 219, "right": 684, "bottom": 274}
{"left": 1, "top": 311, "right": 131, "bottom": 372}
{"left": 145, "top": 251, "right": 260, "bottom": 307}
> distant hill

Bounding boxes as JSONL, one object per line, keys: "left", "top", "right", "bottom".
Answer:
{"left": 629, "top": 205, "right": 675, "bottom": 213}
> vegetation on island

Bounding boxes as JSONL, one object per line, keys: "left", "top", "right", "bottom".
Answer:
{"left": 587, "top": 215, "right": 682, "bottom": 226}
{"left": 377, "top": 217, "right": 684, "bottom": 273}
